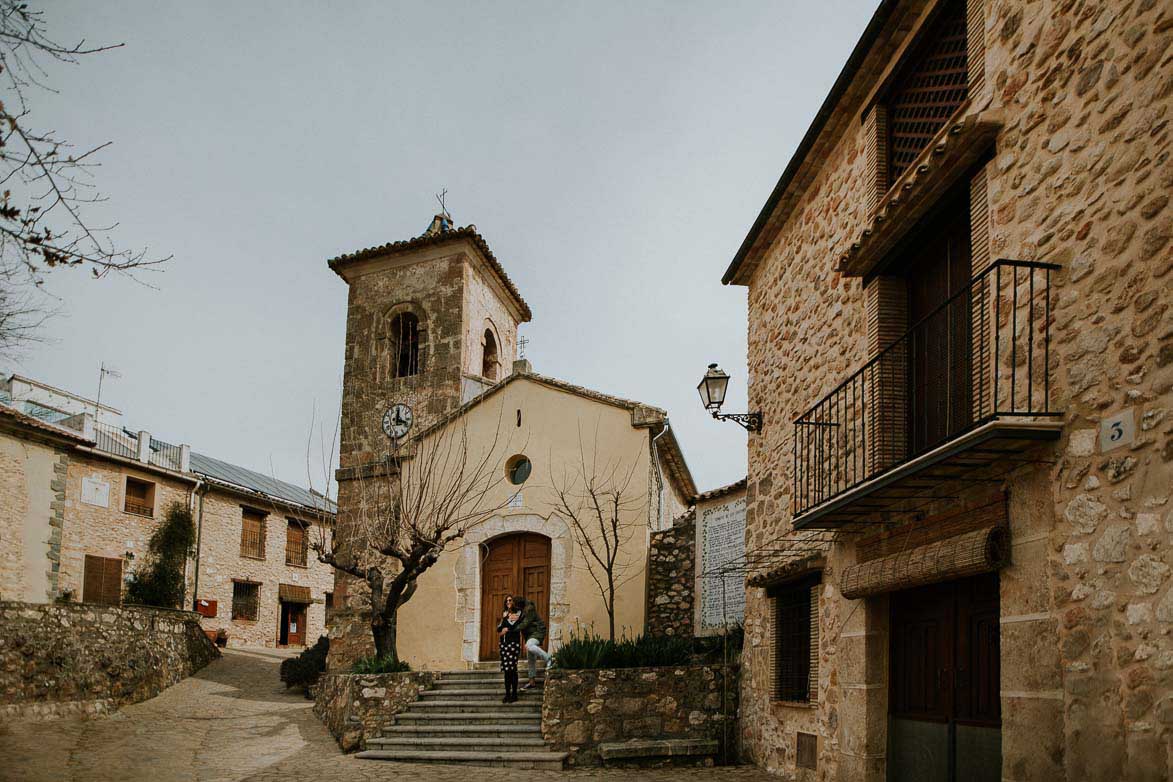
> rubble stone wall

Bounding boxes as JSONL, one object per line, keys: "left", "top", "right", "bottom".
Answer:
{"left": 0, "top": 600, "right": 218, "bottom": 721}
{"left": 541, "top": 665, "right": 739, "bottom": 767}
{"left": 738, "top": 1, "right": 1172, "bottom": 780}
{"left": 313, "top": 670, "right": 438, "bottom": 751}
{"left": 646, "top": 516, "right": 695, "bottom": 638}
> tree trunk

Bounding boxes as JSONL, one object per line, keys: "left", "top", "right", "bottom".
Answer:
{"left": 371, "top": 610, "right": 399, "bottom": 663}
{"left": 606, "top": 573, "right": 616, "bottom": 642}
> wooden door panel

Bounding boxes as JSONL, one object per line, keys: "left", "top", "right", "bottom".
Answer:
{"left": 480, "top": 533, "right": 551, "bottom": 661}
{"left": 84, "top": 555, "right": 122, "bottom": 606}
{"left": 288, "top": 605, "right": 306, "bottom": 646}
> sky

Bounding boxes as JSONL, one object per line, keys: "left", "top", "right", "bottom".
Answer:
{"left": 7, "top": 0, "right": 878, "bottom": 495}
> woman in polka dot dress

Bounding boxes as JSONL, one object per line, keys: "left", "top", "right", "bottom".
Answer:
{"left": 497, "top": 595, "right": 523, "bottom": 703}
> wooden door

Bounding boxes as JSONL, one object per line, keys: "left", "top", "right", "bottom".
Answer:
{"left": 889, "top": 573, "right": 1000, "bottom": 781}
{"left": 287, "top": 603, "right": 306, "bottom": 646}
{"left": 83, "top": 555, "right": 123, "bottom": 606}
{"left": 479, "top": 533, "right": 551, "bottom": 661}
{"left": 905, "top": 192, "right": 972, "bottom": 455}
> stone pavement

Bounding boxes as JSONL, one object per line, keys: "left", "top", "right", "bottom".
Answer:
{"left": 0, "top": 648, "right": 776, "bottom": 782}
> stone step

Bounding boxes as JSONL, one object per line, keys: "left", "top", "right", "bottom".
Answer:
{"left": 394, "top": 712, "right": 542, "bottom": 726}
{"left": 379, "top": 723, "right": 544, "bottom": 738}
{"left": 420, "top": 688, "right": 541, "bottom": 701}
{"left": 470, "top": 660, "right": 547, "bottom": 672}
{"left": 367, "top": 736, "right": 549, "bottom": 752}
{"left": 355, "top": 749, "right": 567, "bottom": 770}
{"left": 434, "top": 676, "right": 545, "bottom": 687}
{"left": 404, "top": 700, "right": 541, "bottom": 713}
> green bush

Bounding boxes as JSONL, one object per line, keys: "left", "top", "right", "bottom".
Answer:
{"left": 351, "top": 654, "right": 412, "bottom": 674}
{"left": 124, "top": 502, "right": 196, "bottom": 608}
{"left": 280, "top": 635, "right": 329, "bottom": 692}
{"left": 552, "top": 628, "right": 692, "bottom": 670}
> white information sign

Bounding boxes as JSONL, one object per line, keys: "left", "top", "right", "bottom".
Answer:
{"left": 698, "top": 496, "right": 746, "bottom": 630}
{"left": 81, "top": 476, "right": 110, "bottom": 508}
{"left": 1100, "top": 408, "right": 1135, "bottom": 453}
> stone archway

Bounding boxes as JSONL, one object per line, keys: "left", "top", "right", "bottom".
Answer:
{"left": 456, "top": 514, "right": 572, "bottom": 664}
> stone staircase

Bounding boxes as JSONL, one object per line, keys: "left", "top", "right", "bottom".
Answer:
{"left": 355, "top": 667, "right": 567, "bottom": 770}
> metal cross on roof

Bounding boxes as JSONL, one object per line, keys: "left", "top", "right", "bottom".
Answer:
{"left": 519, "top": 335, "right": 529, "bottom": 360}
{"left": 435, "top": 189, "right": 450, "bottom": 219}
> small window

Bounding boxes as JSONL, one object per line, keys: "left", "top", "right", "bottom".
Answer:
{"left": 506, "top": 454, "right": 532, "bottom": 485}
{"left": 482, "top": 329, "right": 499, "bottom": 380}
{"left": 325, "top": 591, "right": 335, "bottom": 626}
{"left": 771, "top": 576, "right": 820, "bottom": 703}
{"left": 83, "top": 555, "right": 123, "bottom": 606}
{"left": 231, "top": 581, "right": 260, "bottom": 621}
{"left": 389, "top": 312, "right": 421, "bottom": 378}
{"left": 124, "top": 477, "right": 155, "bottom": 517}
{"left": 240, "top": 508, "right": 267, "bottom": 559}
{"left": 285, "top": 519, "right": 308, "bottom": 567}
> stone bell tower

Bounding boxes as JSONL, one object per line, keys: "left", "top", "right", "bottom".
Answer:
{"left": 325, "top": 215, "right": 532, "bottom": 665}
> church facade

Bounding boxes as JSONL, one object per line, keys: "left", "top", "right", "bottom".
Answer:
{"left": 325, "top": 216, "right": 695, "bottom": 671}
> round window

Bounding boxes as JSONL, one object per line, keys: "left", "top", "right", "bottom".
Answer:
{"left": 506, "top": 455, "right": 532, "bottom": 485}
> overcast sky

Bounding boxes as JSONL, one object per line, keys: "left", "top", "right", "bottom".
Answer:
{"left": 7, "top": 0, "right": 877, "bottom": 495}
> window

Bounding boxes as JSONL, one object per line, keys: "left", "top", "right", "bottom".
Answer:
{"left": 231, "top": 580, "right": 260, "bottom": 621}
{"left": 240, "top": 508, "right": 267, "bottom": 559}
{"left": 325, "top": 591, "right": 335, "bottom": 627}
{"left": 506, "top": 454, "right": 532, "bottom": 485}
{"left": 771, "top": 576, "right": 820, "bottom": 703}
{"left": 481, "top": 328, "right": 498, "bottom": 380}
{"left": 285, "top": 519, "right": 308, "bottom": 567}
{"left": 124, "top": 477, "right": 155, "bottom": 517}
{"left": 884, "top": 0, "right": 969, "bottom": 183}
{"left": 83, "top": 555, "right": 123, "bottom": 605}
{"left": 389, "top": 312, "right": 421, "bottom": 378}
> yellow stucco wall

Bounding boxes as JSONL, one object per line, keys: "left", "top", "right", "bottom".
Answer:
{"left": 390, "top": 377, "right": 658, "bottom": 670}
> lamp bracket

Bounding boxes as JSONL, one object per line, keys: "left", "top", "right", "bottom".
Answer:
{"left": 712, "top": 411, "right": 763, "bottom": 433}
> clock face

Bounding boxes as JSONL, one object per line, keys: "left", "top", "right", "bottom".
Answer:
{"left": 381, "top": 403, "right": 413, "bottom": 439}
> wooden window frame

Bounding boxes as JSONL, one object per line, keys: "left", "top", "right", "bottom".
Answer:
{"left": 231, "top": 579, "right": 261, "bottom": 621}
{"left": 769, "top": 574, "right": 821, "bottom": 704}
{"left": 285, "top": 518, "right": 309, "bottom": 568}
{"left": 123, "top": 476, "right": 156, "bottom": 518}
{"left": 239, "top": 507, "right": 267, "bottom": 560}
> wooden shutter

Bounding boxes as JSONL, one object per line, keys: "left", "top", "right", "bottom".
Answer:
{"left": 966, "top": 0, "right": 986, "bottom": 100}
{"left": 887, "top": 0, "right": 969, "bottom": 182}
{"left": 83, "top": 555, "right": 123, "bottom": 606}
{"left": 809, "top": 583, "right": 820, "bottom": 702}
{"left": 240, "top": 509, "right": 266, "bottom": 559}
{"left": 285, "top": 521, "right": 307, "bottom": 566}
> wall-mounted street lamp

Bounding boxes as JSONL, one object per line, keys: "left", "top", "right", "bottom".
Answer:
{"left": 697, "top": 363, "right": 762, "bottom": 432}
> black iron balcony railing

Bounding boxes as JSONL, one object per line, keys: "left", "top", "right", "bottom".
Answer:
{"left": 793, "top": 259, "right": 1062, "bottom": 519}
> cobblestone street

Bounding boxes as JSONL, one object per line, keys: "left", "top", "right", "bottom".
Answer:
{"left": 0, "top": 650, "right": 774, "bottom": 782}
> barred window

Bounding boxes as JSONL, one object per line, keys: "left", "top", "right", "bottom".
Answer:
{"left": 124, "top": 477, "right": 155, "bottom": 517}
{"left": 231, "top": 580, "right": 260, "bottom": 621}
{"left": 770, "top": 576, "right": 820, "bottom": 703}
{"left": 285, "top": 519, "right": 308, "bottom": 567}
{"left": 240, "top": 508, "right": 267, "bottom": 559}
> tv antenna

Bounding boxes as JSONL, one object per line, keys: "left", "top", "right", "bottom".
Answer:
{"left": 95, "top": 362, "right": 121, "bottom": 417}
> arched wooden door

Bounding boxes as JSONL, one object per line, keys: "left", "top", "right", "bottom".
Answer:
{"left": 479, "top": 533, "right": 551, "bottom": 661}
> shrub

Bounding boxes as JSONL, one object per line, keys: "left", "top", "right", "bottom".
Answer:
{"left": 280, "top": 635, "right": 329, "bottom": 692}
{"left": 351, "top": 654, "right": 412, "bottom": 674}
{"left": 553, "top": 628, "right": 692, "bottom": 670}
{"left": 125, "top": 502, "right": 196, "bottom": 608}
{"left": 692, "top": 622, "right": 745, "bottom": 663}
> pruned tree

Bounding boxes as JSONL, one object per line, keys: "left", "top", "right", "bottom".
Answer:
{"left": 308, "top": 399, "right": 517, "bottom": 664}
{"left": 550, "top": 425, "right": 648, "bottom": 642}
{"left": 0, "top": 2, "right": 169, "bottom": 357}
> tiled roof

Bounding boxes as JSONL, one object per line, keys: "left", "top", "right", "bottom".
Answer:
{"left": 191, "top": 452, "right": 336, "bottom": 516}
{"left": 327, "top": 221, "right": 533, "bottom": 322}
{"left": 0, "top": 402, "right": 93, "bottom": 445}
{"left": 694, "top": 477, "right": 747, "bottom": 504}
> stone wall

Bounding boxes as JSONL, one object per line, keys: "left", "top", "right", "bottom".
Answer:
{"left": 325, "top": 606, "right": 374, "bottom": 672}
{"left": 646, "top": 514, "right": 695, "bottom": 638}
{"left": 0, "top": 600, "right": 218, "bottom": 721}
{"left": 313, "top": 670, "right": 438, "bottom": 751}
{"left": 0, "top": 429, "right": 68, "bottom": 603}
{"left": 542, "top": 665, "right": 738, "bottom": 767}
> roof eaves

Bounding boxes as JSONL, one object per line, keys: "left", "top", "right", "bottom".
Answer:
{"left": 693, "top": 477, "right": 748, "bottom": 504}
{"left": 0, "top": 402, "right": 94, "bottom": 446}
{"left": 722, "top": 0, "right": 902, "bottom": 286}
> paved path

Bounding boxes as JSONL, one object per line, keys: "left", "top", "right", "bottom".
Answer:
{"left": 0, "top": 649, "right": 775, "bottom": 782}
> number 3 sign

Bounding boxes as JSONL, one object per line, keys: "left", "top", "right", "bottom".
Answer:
{"left": 1099, "top": 409, "right": 1135, "bottom": 453}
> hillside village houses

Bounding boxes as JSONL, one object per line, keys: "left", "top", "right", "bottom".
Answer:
{"left": 723, "top": 0, "right": 1171, "bottom": 780}
{"left": 0, "top": 373, "right": 336, "bottom": 648}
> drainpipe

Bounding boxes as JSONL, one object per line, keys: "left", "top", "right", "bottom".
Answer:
{"left": 650, "top": 420, "right": 671, "bottom": 531}
{"left": 191, "top": 481, "right": 207, "bottom": 607}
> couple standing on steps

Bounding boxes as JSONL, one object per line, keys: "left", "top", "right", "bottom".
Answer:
{"left": 497, "top": 595, "right": 553, "bottom": 703}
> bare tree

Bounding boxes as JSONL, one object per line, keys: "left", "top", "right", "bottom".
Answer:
{"left": 550, "top": 425, "right": 648, "bottom": 642}
{"left": 308, "top": 399, "right": 517, "bottom": 664}
{"left": 0, "top": 3, "right": 169, "bottom": 356}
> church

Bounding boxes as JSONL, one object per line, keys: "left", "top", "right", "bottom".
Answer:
{"left": 323, "top": 214, "right": 697, "bottom": 671}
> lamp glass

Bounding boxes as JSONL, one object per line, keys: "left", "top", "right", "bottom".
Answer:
{"left": 698, "top": 364, "right": 730, "bottom": 410}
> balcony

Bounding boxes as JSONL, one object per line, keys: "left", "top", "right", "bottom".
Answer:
{"left": 792, "top": 259, "right": 1063, "bottom": 529}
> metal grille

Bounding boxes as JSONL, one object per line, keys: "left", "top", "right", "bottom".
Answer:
{"left": 285, "top": 520, "right": 308, "bottom": 566}
{"left": 231, "top": 581, "right": 260, "bottom": 621}
{"left": 93, "top": 421, "right": 137, "bottom": 460}
{"left": 390, "top": 312, "right": 421, "bottom": 378}
{"left": 148, "top": 437, "right": 183, "bottom": 471}
{"left": 240, "top": 510, "right": 266, "bottom": 559}
{"left": 887, "top": 0, "right": 969, "bottom": 182}
{"left": 124, "top": 477, "right": 154, "bottom": 517}
{"left": 772, "top": 582, "right": 814, "bottom": 702}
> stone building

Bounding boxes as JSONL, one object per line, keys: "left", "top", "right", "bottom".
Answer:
{"left": 0, "top": 375, "right": 336, "bottom": 648}
{"left": 325, "top": 215, "right": 696, "bottom": 670}
{"left": 721, "top": 0, "right": 1171, "bottom": 779}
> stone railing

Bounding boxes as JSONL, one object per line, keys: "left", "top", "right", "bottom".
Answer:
{"left": 314, "top": 671, "right": 439, "bottom": 751}
{"left": 542, "top": 664, "right": 739, "bottom": 766}
{"left": 0, "top": 600, "right": 219, "bottom": 721}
